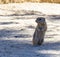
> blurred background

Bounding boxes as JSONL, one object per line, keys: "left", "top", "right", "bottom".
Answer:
{"left": 0, "top": 0, "right": 60, "bottom": 4}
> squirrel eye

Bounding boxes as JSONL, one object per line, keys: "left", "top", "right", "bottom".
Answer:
{"left": 39, "top": 19, "right": 41, "bottom": 20}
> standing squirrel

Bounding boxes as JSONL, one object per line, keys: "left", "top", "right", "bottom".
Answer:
{"left": 33, "top": 17, "right": 47, "bottom": 45}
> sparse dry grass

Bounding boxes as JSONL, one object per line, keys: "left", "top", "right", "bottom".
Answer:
{"left": 0, "top": 0, "right": 60, "bottom": 4}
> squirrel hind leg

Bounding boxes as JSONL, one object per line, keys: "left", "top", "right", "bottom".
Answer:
{"left": 38, "top": 39, "right": 44, "bottom": 45}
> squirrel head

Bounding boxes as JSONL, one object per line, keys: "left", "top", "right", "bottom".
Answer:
{"left": 36, "top": 17, "right": 45, "bottom": 23}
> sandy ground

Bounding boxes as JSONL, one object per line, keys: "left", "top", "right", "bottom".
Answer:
{"left": 0, "top": 3, "right": 60, "bottom": 57}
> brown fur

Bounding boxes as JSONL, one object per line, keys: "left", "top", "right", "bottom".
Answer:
{"left": 33, "top": 17, "right": 47, "bottom": 45}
